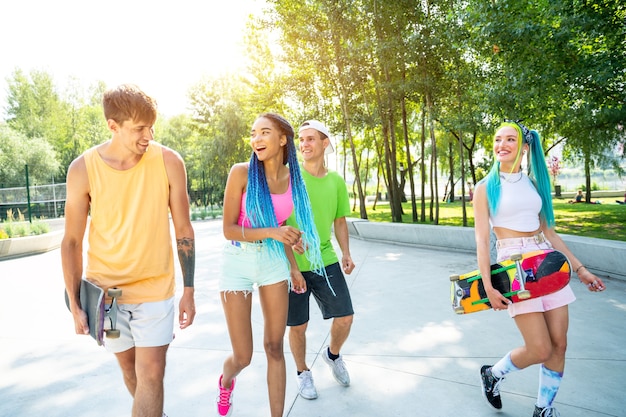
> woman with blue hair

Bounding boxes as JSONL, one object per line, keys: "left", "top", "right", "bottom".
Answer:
{"left": 216, "top": 113, "right": 323, "bottom": 417}
{"left": 474, "top": 121, "right": 606, "bottom": 417}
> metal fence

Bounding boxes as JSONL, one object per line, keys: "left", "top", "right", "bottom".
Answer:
{"left": 0, "top": 183, "right": 66, "bottom": 221}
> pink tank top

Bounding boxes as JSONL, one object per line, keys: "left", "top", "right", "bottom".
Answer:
{"left": 238, "top": 181, "right": 294, "bottom": 227}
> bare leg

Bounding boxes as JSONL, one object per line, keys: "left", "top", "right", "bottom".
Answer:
{"left": 115, "top": 347, "right": 138, "bottom": 395}
{"left": 133, "top": 345, "right": 168, "bottom": 417}
{"left": 511, "top": 305, "right": 568, "bottom": 371}
{"left": 115, "top": 345, "right": 169, "bottom": 417}
{"left": 220, "top": 291, "right": 254, "bottom": 389}
{"left": 542, "top": 306, "right": 569, "bottom": 372}
{"left": 289, "top": 322, "right": 309, "bottom": 371}
{"left": 328, "top": 315, "right": 353, "bottom": 355}
{"left": 259, "top": 281, "right": 289, "bottom": 417}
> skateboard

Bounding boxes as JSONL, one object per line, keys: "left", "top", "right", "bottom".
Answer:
{"left": 450, "top": 249, "right": 571, "bottom": 315}
{"left": 64, "top": 279, "right": 122, "bottom": 346}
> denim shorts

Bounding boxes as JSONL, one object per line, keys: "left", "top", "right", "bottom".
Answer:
{"left": 220, "top": 241, "right": 290, "bottom": 292}
{"left": 104, "top": 297, "right": 175, "bottom": 353}
{"left": 496, "top": 237, "right": 576, "bottom": 318}
{"left": 287, "top": 262, "right": 354, "bottom": 326}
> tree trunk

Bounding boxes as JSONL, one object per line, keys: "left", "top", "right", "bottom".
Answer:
{"left": 420, "top": 105, "right": 427, "bottom": 222}
{"left": 458, "top": 129, "right": 468, "bottom": 227}
{"left": 447, "top": 141, "right": 455, "bottom": 202}
{"left": 401, "top": 83, "right": 417, "bottom": 221}
{"left": 584, "top": 149, "right": 592, "bottom": 203}
{"left": 426, "top": 93, "right": 439, "bottom": 224}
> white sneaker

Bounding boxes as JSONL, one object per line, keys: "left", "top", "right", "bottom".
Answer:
{"left": 322, "top": 346, "right": 350, "bottom": 386}
{"left": 297, "top": 370, "right": 318, "bottom": 399}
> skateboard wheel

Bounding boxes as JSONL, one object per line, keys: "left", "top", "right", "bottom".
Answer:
{"left": 449, "top": 274, "right": 460, "bottom": 282}
{"left": 517, "top": 290, "right": 531, "bottom": 299}
{"left": 453, "top": 306, "right": 465, "bottom": 314}
{"left": 106, "top": 329, "right": 121, "bottom": 339}
{"left": 108, "top": 288, "right": 122, "bottom": 298}
{"left": 510, "top": 253, "right": 523, "bottom": 261}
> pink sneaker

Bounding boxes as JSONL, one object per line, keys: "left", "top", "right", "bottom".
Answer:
{"left": 216, "top": 375, "right": 235, "bottom": 417}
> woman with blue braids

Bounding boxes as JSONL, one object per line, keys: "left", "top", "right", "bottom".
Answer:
{"left": 216, "top": 113, "right": 324, "bottom": 417}
{"left": 474, "top": 121, "right": 606, "bottom": 417}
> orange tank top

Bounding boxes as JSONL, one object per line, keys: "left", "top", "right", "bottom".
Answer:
{"left": 84, "top": 142, "right": 175, "bottom": 303}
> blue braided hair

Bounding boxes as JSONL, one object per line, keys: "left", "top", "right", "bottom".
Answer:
{"left": 245, "top": 113, "right": 325, "bottom": 275}
{"left": 483, "top": 121, "right": 555, "bottom": 228}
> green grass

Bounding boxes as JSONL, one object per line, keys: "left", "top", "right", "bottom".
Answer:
{"left": 349, "top": 198, "right": 626, "bottom": 242}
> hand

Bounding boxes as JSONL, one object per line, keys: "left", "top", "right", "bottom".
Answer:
{"left": 71, "top": 306, "right": 90, "bottom": 335}
{"left": 291, "top": 270, "right": 307, "bottom": 294}
{"left": 292, "top": 237, "right": 305, "bottom": 255}
{"left": 486, "top": 287, "right": 511, "bottom": 311}
{"left": 178, "top": 289, "right": 196, "bottom": 329}
{"left": 578, "top": 268, "right": 606, "bottom": 292}
{"left": 342, "top": 254, "right": 355, "bottom": 275}
{"left": 274, "top": 225, "right": 302, "bottom": 246}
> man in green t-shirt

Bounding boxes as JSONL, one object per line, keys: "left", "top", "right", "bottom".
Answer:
{"left": 286, "top": 120, "right": 355, "bottom": 400}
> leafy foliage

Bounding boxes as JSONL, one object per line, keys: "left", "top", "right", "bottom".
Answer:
{"left": 0, "top": 125, "right": 60, "bottom": 187}
{"left": 1, "top": 1, "right": 624, "bottom": 224}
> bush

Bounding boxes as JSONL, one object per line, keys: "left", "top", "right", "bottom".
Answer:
{"left": 30, "top": 222, "right": 50, "bottom": 235}
{"left": 12, "top": 224, "right": 28, "bottom": 237}
{"left": 3, "top": 223, "right": 14, "bottom": 237}
{"left": 0, "top": 213, "right": 51, "bottom": 238}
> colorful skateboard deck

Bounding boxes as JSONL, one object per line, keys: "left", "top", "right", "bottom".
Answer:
{"left": 450, "top": 249, "right": 571, "bottom": 315}
{"left": 64, "top": 279, "right": 122, "bottom": 346}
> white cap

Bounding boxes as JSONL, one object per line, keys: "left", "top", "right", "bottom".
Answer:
{"left": 299, "top": 120, "right": 335, "bottom": 154}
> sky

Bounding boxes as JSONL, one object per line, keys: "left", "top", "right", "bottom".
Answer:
{"left": 0, "top": 0, "right": 266, "bottom": 117}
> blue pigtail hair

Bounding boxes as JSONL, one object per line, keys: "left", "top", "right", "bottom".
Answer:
{"left": 526, "top": 130, "right": 555, "bottom": 227}
{"left": 285, "top": 136, "right": 325, "bottom": 276}
{"left": 483, "top": 160, "right": 502, "bottom": 217}
{"left": 245, "top": 113, "right": 325, "bottom": 276}
{"left": 483, "top": 123, "right": 555, "bottom": 228}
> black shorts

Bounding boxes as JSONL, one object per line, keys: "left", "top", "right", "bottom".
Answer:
{"left": 287, "top": 262, "right": 354, "bottom": 326}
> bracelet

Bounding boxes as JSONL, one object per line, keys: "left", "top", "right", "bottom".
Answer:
{"left": 575, "top": 265, "right": 586, "bottom": 274}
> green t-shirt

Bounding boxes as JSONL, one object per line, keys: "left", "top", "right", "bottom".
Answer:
{"left": 286, "top": 168, "right": 350, "bottom": 272}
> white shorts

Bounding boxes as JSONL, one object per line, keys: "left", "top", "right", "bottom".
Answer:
{"left": 220, "top": 241, "right": 290, "bottom": 292}
{"left": 104, "top": 297, "right": 175, "bottom": 353}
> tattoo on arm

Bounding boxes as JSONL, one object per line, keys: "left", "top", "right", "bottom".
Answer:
{"left": 177, "top": 237, "right": 195, "bottom": 287}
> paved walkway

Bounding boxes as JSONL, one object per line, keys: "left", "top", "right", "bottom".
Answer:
{"left": 1, "top": 220, "right": 624, "bottom": 417}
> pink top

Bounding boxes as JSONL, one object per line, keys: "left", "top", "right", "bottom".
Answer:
{"left": 238, "top": 181, "right": 294, "bottom": 227}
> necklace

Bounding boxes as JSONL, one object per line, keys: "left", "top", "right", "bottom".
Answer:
{"left": 500, "top": 171, "right": 523, "bottom": 183}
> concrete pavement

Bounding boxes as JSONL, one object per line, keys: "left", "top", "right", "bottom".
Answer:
{"left": 1, "top": 219, "right": 624, "bottom": 416}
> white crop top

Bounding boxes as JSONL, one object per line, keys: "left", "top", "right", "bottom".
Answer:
{"left": 489, "top": 173, "right": 542, "bottom": 232}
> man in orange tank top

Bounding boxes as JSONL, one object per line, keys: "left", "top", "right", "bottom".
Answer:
{"left": 61, "top": 84, "right": 196, "bottom": 417}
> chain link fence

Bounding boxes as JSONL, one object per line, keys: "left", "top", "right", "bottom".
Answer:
{"left": 0, "top": 183, "right": 66, "bottom": 221}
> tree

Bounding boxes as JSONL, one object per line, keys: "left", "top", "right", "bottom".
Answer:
{"left": 466, "top": 0, "right": 626, "bottom": 197}
{"left": 59, "top": 78, "right": 110, "bottom": 176}
{"left": 187, "top": 75, "right": 252, "bottom": 204}
{"left": 5, "top": 69, "right": 66, "bottom": 140}
{"left": 4, "top": 69, "right": 109, "bottom": 178}
{"left": 0, "top": 125, "right": 59, "bottom": 187}
{"left": 266, "top": 0, "right": 371, "bottom": 219}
